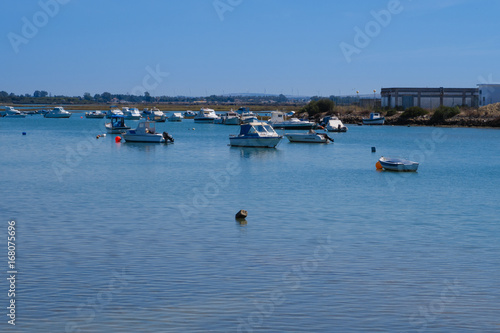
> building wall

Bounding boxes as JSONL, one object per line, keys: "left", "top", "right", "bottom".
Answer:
{"left": 478, "top": 84, "right": 500, "bottom": 106}
{"left": 381, "top": 87, "right": 478, "bottom": 109}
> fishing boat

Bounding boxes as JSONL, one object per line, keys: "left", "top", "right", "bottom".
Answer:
{"left": 194, "top": 108, "right": 218, "bottom": 123}
{"left": 122, "top": 107, "right": 142, "bottom": 120}
{"left": 2, "top": 106, "right": 26, "bottom": 118}
{"left": 362, "top": 112, "right": 385, "bottom": 125}
{"left": 229, "top": 122, "right": 282, "bottom": 148}
{"left": 285, "top": 130, "right": 334, "bottom": 143}
{"left": 376, "top": 156, "right": 419, "bottom": 172}
{"left": 44, "top": 107, "right": 71, "bottom": 118}
{"left": 268, "top": 111, "right": 315, "bottom": 129}
{"left": 325, "top": 116, "right": 347, "bottom": 132}
{"left": 122, "top": 121, "right": 174, "bottom": 143}
{"left": 168, "top": 112, "right": 183, "bottom": 122}
{"left": 85, "top": 110, "right": 106, "bottom": 118}
{"left": 105, "top": 115, "right": 130, "bottom": 134}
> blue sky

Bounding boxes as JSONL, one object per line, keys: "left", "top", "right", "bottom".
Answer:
{"left": 1, "top": 0, "right": 499, "bottom": 97}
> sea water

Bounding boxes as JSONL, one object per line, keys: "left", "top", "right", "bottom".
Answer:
{"left": 0, "top": 114, "right": 499, "bottom": 332}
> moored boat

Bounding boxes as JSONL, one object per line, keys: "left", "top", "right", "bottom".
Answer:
{"left": 194, "top": 108, "right": 218, "bottom": 123}
{"left": 123, "top": 107, "right": 142, "bottom": 120}
{"left": 362, "top": 112, "right": 385, "bottom": 125}
{"left": 168, "top": 112, "right": 183, "bottom": 122}
{"left": 105, "top": 115, "right": 130, "bottom": 134}
{"left": 122, "top": 121, "right": 174, "bottom": 143}
{"left": 285, "top": 130, "right": 333, "bottom": 143}
{"left": 143, "top": 107, "right": 166, "bottom": 122}
{"left": 229, "top": 122, "right": 282, "bottom": 148}
{"left": 85, "top": 110, "right": 106, "bottom": 118}
{"left": 376, "top": 156, "right": 419, "bottom": 172}
{"left": 324, "top": 116, "right": 347, "bottom": 132}
{"left": 44, "top": 107, "right": 71, "bottom": 118}
{"left": 268, "top": 111, "right": 315, "bottom": 129}
{"left": 2, "top": 106, "right": 26, "bottom": 118}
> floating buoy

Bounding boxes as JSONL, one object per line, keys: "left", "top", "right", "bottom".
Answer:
{"left": 96, "top": 135, "right": 100, "bottom": 139}
{"left": 81, "top": 116, "right": 83, "bottom": 118}
{"left": 115, "top": 136, "right": 122, "bottom": 143}
{"left": 102, "top": 133, "right": 106, "bottom": 137}
{"left": 371, "top": 147, "right": 376, "bottom": 153}
{"left": 22, "top": 132, "right": 26, "bottom": 135}
{"left": 235, "top": 210, "right": 248, "bottom": 220}
{"left": 376, "top": 161, "right": 383, "bottom": 169}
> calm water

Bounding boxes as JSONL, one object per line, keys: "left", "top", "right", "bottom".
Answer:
{"left": 0, "top": 113, "right": 499, "bottom": 332}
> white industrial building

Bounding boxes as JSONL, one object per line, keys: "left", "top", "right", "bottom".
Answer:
{"left": 478, "top": 84, "right": 500, "bottom": 106}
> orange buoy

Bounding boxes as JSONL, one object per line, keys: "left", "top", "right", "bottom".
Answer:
{"left": 376, "top": 161, "right": 383, "bottom": 169}
{"left": 115, "top": 136, "right": 122, "bottom": 143}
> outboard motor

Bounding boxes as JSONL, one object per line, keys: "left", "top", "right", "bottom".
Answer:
{"left": 162, "top": 132, "right": 174, "bottom": 143}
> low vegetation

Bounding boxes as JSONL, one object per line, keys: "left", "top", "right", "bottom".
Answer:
{"left": 429, "top": 106, "right": 460, "bottom": 123}
{"left": 399, "top": 106, "right": 429, "bottom": 119}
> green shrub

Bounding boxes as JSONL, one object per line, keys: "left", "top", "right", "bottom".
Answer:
{"left": 300, "top": 98, "right": 335, "bottom": 116}
{"left": 400, "top": 106, "right": 429, "bottom": 119}
{"left": 430, "top": 106, "right": 460, "bottom": 123}
{"left": 385, "top": 109, "right": 398, "bottom": 117}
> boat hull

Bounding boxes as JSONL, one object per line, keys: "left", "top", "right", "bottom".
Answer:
{"left": 85, "top": 115, "right": 105, "bottom": 119}
{"left": 122, "top": 134, "right": 165, "bottom": 143}
{"left": 124, "top": 115, "right": 142, "bottom": 120}
{"left": 285, "top": 134, "right": 329, "bottom": 143}
{"left": 224, "top": 118, "right": 241, "bottom": 125}
{"left": 379, "top": 158, "right": 419, "bottom": 171}
{"left": 194, "top": 118, "right": 216, "bottom": 123}
{"left": 362, "top": 118, "right": 385, "bottom": 125}
{"left": 271, "top": 123, "right": 315, "bottom": 130}
{"left": 229, "top": 136, "right": 281, "bottom": 148}
{"left": 44, "top": 114, "right": 71, "bottom": 118}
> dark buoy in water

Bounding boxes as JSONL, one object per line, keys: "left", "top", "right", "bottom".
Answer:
{"left": 22, "top": 132, "right": 26, "bottom": 135}
{"left": 371, "top": 147, "right": 376, "bottom": 153}
{"left": 235, "top": 210, "right": 248, "bottom": 220}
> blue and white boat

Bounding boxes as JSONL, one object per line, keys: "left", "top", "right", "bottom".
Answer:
{"left": 122, "top": 107, "right": 142, "bottom": 120}
{"left": 105, "top": 115, "right": 130, "bottom": 134}
{"left": 377, "top": 156, "right": 419, "bottom": 172}
{"left": 229, "top": 122, "right": 282, "bottom": 148}
{"left": 362, "top": 112, "right": 385, "bottom": 125}
{"left": 2, "top": 106, "right": 26, "bottom": 118}
{"left": 122, "top": 121, "right": 174, "bottom": 143}
{"left": 44, "top": 107, "right": 71, "bottom": 118}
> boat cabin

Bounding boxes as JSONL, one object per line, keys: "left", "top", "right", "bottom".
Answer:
{"left": 238, "top": 122, "right": 278, "bottom": 137}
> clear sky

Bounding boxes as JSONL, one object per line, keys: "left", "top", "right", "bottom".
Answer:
{"left": 1, "top": 0, "right": 499, "bottom": 97}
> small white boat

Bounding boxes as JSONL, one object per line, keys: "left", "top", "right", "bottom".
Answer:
{"left": 44, "top": 107, "right": 71, "bottom": 118}
{"left": 143, "top": 107, "right": 166, "bottom": 122}
{"left": 168, "top": 112, "right": 183, "bottom": 122}
{"left": 229, "top": 122, "right": 282, "bottom": 148}
{"left": 183, "top": 110, "right": 196, "bottom": 118}
{"left": 237, "top": 107, "right": 258, "bottom": 124}
{"left": 269, "top": 111, "right": 315, "bottom": 129}
{"left": 285, "top": 130, "right": 334, "bottom": 143}
{"left": 107, "top": 108, "right": 123, "bottom": 119}
{"left": 224, "top": 111, "right": 241, "bottom": 125}
{"left": 377, "top": 156, "right": 419, "bottom": 172}
{"left": 105, "top": 116, "right": 130, "bottom": 134}
{"left": 122, "top": 121, "right": 174, "bottom": 143}
{"left": 194, "top": 108, "right": 218, "bottom": 123}
{"left": 85, "top": 110, "right": 106, "bottom": 118}
{"left": 122, "top": 107, "right": 142, "bottom": 120}
{"left": 362, "top": 112, "right": 385, "bottom": 125}
{"left": 2, "top": 106, "right": 26, "bottom": 118}
{"left": 325, "top": 117, "right": 347, "bottom": 132}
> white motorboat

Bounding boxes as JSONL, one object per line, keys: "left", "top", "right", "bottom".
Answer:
{"left": 122, "top": 121, "right": 174, "bottom": 143}
{"left": 105, "top": 116, "right": 130, "bottom": 134}
{"left": 122, "top": 107, "right": 142, "bottom": 120}
{"left": 268, "top": 111, "right": 315, "bottom": 129}
{"left": 237, "top": 107, "right": 258, "bottom": 124}
{"left": 376, "top": 156, "right": 419, "bottom": 172}
{"left": 143, "top": 107, "right": 166, "bottom": 122}
{"left": 168, "top": 112, "right": 183, "bottom": 122}
{"left": 2, "top": 106, "right": 26, "bottom": 118}
{"left": 44, "top": 107, "right": 71, "bottom": 118}
{"left": 224, "top": 111, "right": 241, "bottom": 125}
{"left": 325, "top": 116, "right": 347, "bottom": 132}
{"left": 183, "top": 110, "right": 196, "bottom": 118}
{"left": 285, "top": 130, "right": 334, "bottom": 143}
{"left": 194, "top": 108, "right": 218, "bottom": 123}
{"left": 85, "top": 110, "right": 106, "bottom": 118}
{"left": 362, "top": 112, "right": 385, "bottom": 125}
{"left": 229, "top": 122, "right": 282, "bottom": 148}
{"left": 107, "top": 108, "right": 123, "bottom": 119}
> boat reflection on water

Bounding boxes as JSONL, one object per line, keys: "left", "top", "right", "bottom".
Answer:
{"left": 121, "top": 142, "right": 162, "bottom": 153}
{"left": 230, "top": 146, "right": 282, "bottom": 159}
